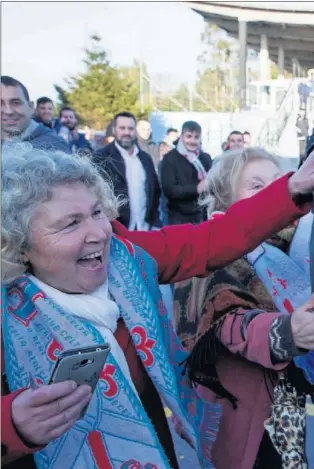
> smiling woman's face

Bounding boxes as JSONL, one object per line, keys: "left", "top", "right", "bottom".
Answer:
{"left": 24, "top": 182, "right": 112, "bottom": 294}
{"left": 235, "top": 159, "right": 282, "bottom": 202}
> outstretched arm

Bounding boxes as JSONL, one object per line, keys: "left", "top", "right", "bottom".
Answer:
{"left": 113, "top": 173, "right": 312, "bottom": 284}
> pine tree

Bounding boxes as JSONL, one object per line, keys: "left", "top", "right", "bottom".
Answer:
{"left": 54, "top": 35, "right": 151, "bottom": 129}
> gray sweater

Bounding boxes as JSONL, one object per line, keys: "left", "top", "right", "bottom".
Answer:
{"left": 23, "top": 122, "right": 71, "bottom": 153}
{"left": 2, "top": 120, "right": 70, "bottom": 153}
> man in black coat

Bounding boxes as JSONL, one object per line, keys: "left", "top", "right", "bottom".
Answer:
{"left": 95, "top": 112, "right": 162, "bottom": 230}
{"left": 160, "top": 120, "right": 212, "bottom": 225}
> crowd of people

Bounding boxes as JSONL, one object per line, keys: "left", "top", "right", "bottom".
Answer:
{"left": 1, "top": 74, "right": 314, "bottom": 469}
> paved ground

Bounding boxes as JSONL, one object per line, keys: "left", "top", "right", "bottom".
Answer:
{"left": 167, "top": 404, "right": 314, "bottom": 469}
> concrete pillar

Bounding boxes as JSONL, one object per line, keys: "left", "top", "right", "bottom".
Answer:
{"left": 292, "top": 58, "right": 298, "bottom": 77}
{"left": 238, "top": 20, "right": 247, "bottom": 110}
{"left": 260, "top": 34, "right": 270, "bottom": 109}
{"left": 297, "top": 61, "right": 302, "bottom": 78}
{"left": 278, "top": 45, "right": 285, "bottom": 78}
{"left": 260, "top": 34, "right": 270, "bottom": 82}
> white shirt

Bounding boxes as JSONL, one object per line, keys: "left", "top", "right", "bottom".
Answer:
{"left": 115, "top": 141, "right": 149, "bottom": 231}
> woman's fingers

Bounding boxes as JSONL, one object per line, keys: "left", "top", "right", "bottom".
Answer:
{"left": 43, "top": 393, "right": 92, "bottom": 438}
{"left": 12, "top": 383, "right": 92, "bottom": 445}
{"left": 35, "top": 384, "right": 92, "bottom": 419}
{"left": 28, "top": 381, "right": 78, "bottom": 407}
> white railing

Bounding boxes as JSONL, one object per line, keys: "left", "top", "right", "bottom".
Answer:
{"left": 256, "top": 78, "right": 297, "bottom": 150}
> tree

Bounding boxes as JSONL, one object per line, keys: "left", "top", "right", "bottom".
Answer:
{"left": 195, "top": 23, "right": 239, "bottom": 111}
{"left": 54, "top": 35, "right": 151, "bottom": 129}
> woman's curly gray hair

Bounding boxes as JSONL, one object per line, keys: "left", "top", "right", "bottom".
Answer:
{"left": 2, "top": 142, "right": 121, "bottom": 281}
{"left": 199, "top": 146, "right": 281, "bottom": 215}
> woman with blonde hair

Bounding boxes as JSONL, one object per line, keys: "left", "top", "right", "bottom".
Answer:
{"left": 174, "top": 147, "right": 314, "bottom": 469}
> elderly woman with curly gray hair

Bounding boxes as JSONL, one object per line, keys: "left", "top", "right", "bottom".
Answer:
{"left": 1, "top": 142, "right": 314, "bottom": 469}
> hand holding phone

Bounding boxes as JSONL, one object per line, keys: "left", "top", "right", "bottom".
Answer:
{"left": 49, "top": 344, "right": 111, "bottom": 392}
{"left": 12, "top": 381, "right": 92, "bottom": 446}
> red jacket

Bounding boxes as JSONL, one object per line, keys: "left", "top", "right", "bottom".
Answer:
{"left": 1, "top": 173, "right": 312, "bottom": 464}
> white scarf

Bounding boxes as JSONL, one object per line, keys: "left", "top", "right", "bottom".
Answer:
{"left": 29, "top": 275, "right": 135, "bottom": 389}
{"left": 176, "top": 137, "right": 207, "bottom": 181}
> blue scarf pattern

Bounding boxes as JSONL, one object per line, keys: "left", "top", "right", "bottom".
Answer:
{"left": 2, "top": 237, "right": 220, "bottom": 469}
{"left": 246, "top": 213, "right": 314, "bottom": 384}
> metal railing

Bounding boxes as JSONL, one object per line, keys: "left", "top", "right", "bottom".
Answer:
{"left": 256, "top": 78, "right": 297, "bottom": 150}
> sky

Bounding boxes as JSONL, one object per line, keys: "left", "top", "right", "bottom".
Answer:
{"left": 2, "top": 1, "right": 206, "bottom": 102}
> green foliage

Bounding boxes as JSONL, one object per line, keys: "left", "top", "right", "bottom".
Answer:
{"left": 54, "top": 35, "right": 151, "bottom": 129}
{"left": 194, "top": 23, "right": 240, "bottom": 111}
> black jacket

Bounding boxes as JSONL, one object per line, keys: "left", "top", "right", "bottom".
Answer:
{"left": 95, "top": 142, "right": 162, "bottom": 229}
{"left": 160, "top": 148, "right": 212, "bottom": 224}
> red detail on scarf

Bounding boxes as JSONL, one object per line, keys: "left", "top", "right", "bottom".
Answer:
{"left": 31, "top": 291, "right": 46, "bottom": 302}
{"left": 7, "top": 288, "right": 38, "bottom": 326}
{"left": 7, "top": 288, "right": 24, "bottom": 312}
{"left": 272, "top": 286, "right": 279, "bottom": 297}
{"left": 283, "top": 299, "right": 294, "bottom": 314}
{"left": 47, "top": 338, "right": 63, "bottom": 361}
{"left": 267, "top": 269, "right": 273, "bottom": 278}
{"left": 121, "top": 461, "right": 158, "bottom": 469}
{"left": 114, "top": 235, "right": 134, "bottom": 257}
{"left": 88, "top": 430, "right": 113, "bottom": 468}
{"left": 131, "top": 326, "right": 155, "bottom": 367}
{"left": 276, "top": 278, "right": 287, "bottom": 290}
{"left": 99, "top": 364, "right": 118, "bottom": 398}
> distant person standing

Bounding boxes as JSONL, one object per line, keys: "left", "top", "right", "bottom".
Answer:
{"left": 161, "top": 121, "right": 212, "bottom": 225}
{"left": 227, "top": 130, "right": 244, "bottom": 150}
{"left": 56, "top": 107, "right": 93, "bottom": 154}
{"left": 136, "top": 119, "right": 160, "bottom": 169}
{"left": 90, "top": 130, "right": 106, "bottom": 151}
{"left": 214, "top": 131, "right": 244, "bottom": 166}
{"left": 296, "top": 112, "right": 309, "bottom": 162}
{"left": 94, "top": 112, "right": 162, "bottom": 230}
{"left": 104, "top": 120, "right": 115, "bottom": 145}
{"left": 34, "top": 96, "right": 55, "bottom": 129}
{"left": 298, "top": 82, "right": 311, "bottom": 111}
{"left": 243, "top": 131, "right": 251, "bottom": 148}
{"left": 1, "top": 76, "right": 69, "bottom": 152}
{"left": 159, "top": 128, "right": 179, "bottom": 159}
{"left": 158, "top": 128, "right": 179, "bottom": 226}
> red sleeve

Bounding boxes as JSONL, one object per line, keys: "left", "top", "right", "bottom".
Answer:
{"left": 1, "top": 389, "right": 41, "bottom": 463}
{"left": 112, "top": 173, "right": 312, "bottom": 284}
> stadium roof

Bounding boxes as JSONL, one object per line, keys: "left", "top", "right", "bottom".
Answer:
{"left": 185, "top": 1, "right": 314, "bottom": 72}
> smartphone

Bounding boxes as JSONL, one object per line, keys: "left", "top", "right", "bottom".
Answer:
{"left": 49, "top": 344, "right": 111, "bottom": 392}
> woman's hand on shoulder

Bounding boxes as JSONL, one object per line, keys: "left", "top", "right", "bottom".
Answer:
{"left": 291, "top": 293, "right": 314, "bottom": 350}
{"left": 11, "top": 381, "right": 92, "bottom": 446}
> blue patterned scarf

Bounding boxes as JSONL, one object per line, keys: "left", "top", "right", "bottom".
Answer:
{"left": 246, "top": 212, "right": 314, "bottom": 384}
{"left": 2, "top": 236, "right": 220, "bottom": 469}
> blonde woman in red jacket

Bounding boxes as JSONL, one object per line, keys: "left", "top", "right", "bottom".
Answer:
{"left": 174, "top": 147, "right": 314, "bottom": 469}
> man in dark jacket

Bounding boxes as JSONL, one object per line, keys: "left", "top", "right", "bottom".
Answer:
{"left": 136, "top": 119, "right": 160, "bottom": 169}
{"left": 95, "top": 112, "right": 162, "bottom": 230}
{"left": 1, "top": 76, "right": 69, "bottom": 153}
{"left": 33, "top": 96, "right": 56, "bottom": 129}
{"left": 160, "top": 120, "right": 212, "bottom": 225}
{"left": 56, "top": 107, "right": 93, "bottom": 155}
